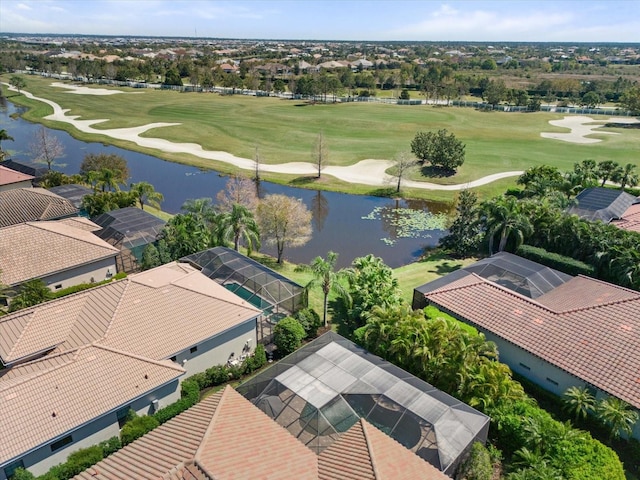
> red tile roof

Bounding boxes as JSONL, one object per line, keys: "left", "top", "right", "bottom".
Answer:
{"left": 0, "top": 165, "right": 34, "bottom": 186}
{"left": 195, "top": 386, "right": 318, "bottom": 480}
{"left": 74, "top": 387, "right": 445, "bottom": 480}
{"left": 612, "top": 203, "right": 640, "bottom": 233}
{"left": 318, "top": 419, "right": 448, "bottom": 480}
{"left": 425, "top": 274, "right": 640, "bottom": 409}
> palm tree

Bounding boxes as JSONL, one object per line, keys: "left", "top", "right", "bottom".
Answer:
{"left": 0, "top": 129, "right": 14, "bottom": 160}
{"left": 596, "top": 396, "right": 639, "bottom": 440}
{"left": 130, "top": 181, "right": 164, "bottom": 211}
{"left": 617, "top": 163, "right": 639, "bottom": 189}
{"left": 573, "top": 159, "right": 598, "bottom": 188}
{"left": 596, "top": 160, "right": 623, "bottom": 187}
{"left": 83, "top": 170, "right": 101, "bottom": 192}
{"left": 181, "top": 197, "right": 218, "bottom": 228}
{"left": 217, "top": 203, "right": 260, "bottom": 254}
{"left": 8, "top": 279, "right": 53, "bottom": 312}
{"left": 562, "top": 386, "right": 596, "bottom": 422}
{"left": 306, "top": 251, "right": 349, "bottom": 327}
{"left": 481, "top": 195, "right": 533, "bottom": 253}
{"left": 97, "top": 168, "right": 121, "bottom": 192}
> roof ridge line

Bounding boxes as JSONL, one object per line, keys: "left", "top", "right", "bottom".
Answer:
{"left": 557, "top": 294, "right": 640, "bottom": 314}
{"left": 170, "top": 270, "right": 262, "bottom": 314}
{"left": 3, "top": 310, "right": 39, "bottom": 361}
{"left": 0, "top": 348, "right": 80, "bottom": 393}
{"left": 26, "top": 221, "right": 120, "bottom": 253}
{"left": 90, "top": 343, "right": 186, "bottom": 373}
{"left": 360, "top": 419, "right": 381, "bottom": 479}
{"left": 99, "top": 279, "right": 131, "bottom": 341}
{"left": 194, "top": 385, "right": 231, "bottom": 465}
{"left": 435, "top": 273, "right": 560, "bottom": 314}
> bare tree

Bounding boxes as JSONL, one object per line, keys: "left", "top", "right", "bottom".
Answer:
{"left": 392, "top": 151, "right": 418, "bottom": 193}
{"left": 216, "top": 175, "right": 259, "bottom": 213}
{"left": 313, "top": 131, "right": 328, "bottom": 179}
{"left": 257, "top": 194, "right": 312, "bottom": 263}
{"left": 254, "top": 145, "right": 261, "bottom": 181}
{"left": 30, "top": 126, "right": 65, "bottom": 170}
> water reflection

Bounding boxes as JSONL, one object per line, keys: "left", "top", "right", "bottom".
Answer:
{"left": 0, "top": 98, "right": 450, "bottom": 268}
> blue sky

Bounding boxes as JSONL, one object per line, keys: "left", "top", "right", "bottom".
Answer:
{"left": 1, "top": 0, "right": 639, "bottom": 42}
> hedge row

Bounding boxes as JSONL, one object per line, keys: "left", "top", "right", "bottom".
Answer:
{"left": 51, "top": 272, "right": 127, "bottom": 299}
{"left": 13, "top": 438, "right": 121, "bottom": 480}
{"left": 516, "top": 244, "right": 595, "bottom": 277}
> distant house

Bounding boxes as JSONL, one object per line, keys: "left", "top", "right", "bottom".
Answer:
{"left": 0, "top": 165, "right": 34, "bottom": 192}
{"left": 91, "top": 207, "right": 166, "bottom": 272}
{"left": 566, "top": 187, "right": 637, "bottom": 223}
{"left": 0, "top": 262, "right": 261, "bottom": 477}
{"left": 72, "top": 385, "right": 450, "bottom": 480}
{"left": 350, "top": 58, "right": 373, "bottom": 70}
{"left": 0, "top": 219, "right": 118, "bottom": 291}
{"left": 416, "top": 257, "right": 640, "bottom": 440}
{"left": 0, "top": 187, "right": 78, "bottom": 228}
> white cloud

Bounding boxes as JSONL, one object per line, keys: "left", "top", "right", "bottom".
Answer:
{"left": 16, "top": 3, "right": 31, "bottom": 10}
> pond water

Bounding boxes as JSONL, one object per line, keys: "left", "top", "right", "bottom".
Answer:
{"left": 0, "top": 96, "right": 451, "bottom": 268}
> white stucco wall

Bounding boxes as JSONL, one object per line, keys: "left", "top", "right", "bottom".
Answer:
{"left": 169, "top": 318, "right": 258, "bottom": 377}
{"left": 0, "top": 180, "right": 33, "bottom": 193}
{"left": 482, "top": 331, "right": 640, "bottom": 440}
{"left": 40, "top": 256, "right": 118, "bottom": 292}
{"left": 1, "top": 378, "right": 181, "bottom": 479}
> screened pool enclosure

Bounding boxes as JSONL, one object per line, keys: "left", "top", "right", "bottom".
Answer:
{"left": 182, "top": 247, "right": 306, "bottom": 340}
{"left": 92, "top": 207, "right": 166, "bottom": 273}
{"left": 237, "top": 332, "right": 489, "bottom": 474}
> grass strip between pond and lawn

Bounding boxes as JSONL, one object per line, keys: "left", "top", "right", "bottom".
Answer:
{"left": 3, "top": 75, "right": 640, "bottom": 202}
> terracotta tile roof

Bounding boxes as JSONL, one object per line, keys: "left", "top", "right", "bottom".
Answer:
{"left": 0, "top": 221, "right": 119, "bottom": 286}
{"left": 74, "top": 386, "right": 317, "bottom": 480}
{"left": 318, "top": 418, "right": 449, "bottom": 480}
{"left": 0, "top": 344, "right": 184, "bottom": 466}
{"left": 195, "top": 386, "right": 318, "bottom": 479}
{"left": 425, "top": 274, "right": 640, "bottom": 409}
{"left": 0, "top": 165, "right": 34, "bottom": 186}
{"left": 612, "top": 203, "right": 640, "bottom": 233}
{"left": 536, "top": 275, "right": 639, "bottom": 311}
{"left": 0, "top": 262, "right": 261, "bottom": 366}
{"left": 0, "top": 187, "right": 78, "bottom": 227}
{"left": 55, "top": 216, "right": 102, "bottom": 232}
{"left": 75, "top": 387, "right": 443, "bottom": 480}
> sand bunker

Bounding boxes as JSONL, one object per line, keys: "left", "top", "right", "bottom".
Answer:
{"left": 49, "top": 82, "right": 128, "bottom": 96}
{"left": 541, "top": 115, "right": 639, "bottom": 144}
{"left": 5, "top": 83, "right": 523, "bottom": 191}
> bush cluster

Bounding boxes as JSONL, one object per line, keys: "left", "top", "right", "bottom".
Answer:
{"left": 51, "top": 273, "right": 127, "bottom": 299}
{"left": 294, "top": 308, "right": 322, "bottom": 339}
{"left": 516, "top": 244, "right": 595, "bottom": 277}
{"left": 13, "top": 438, "right": 122, "bottom": 480}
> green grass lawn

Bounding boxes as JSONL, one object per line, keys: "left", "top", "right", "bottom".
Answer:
{"left": 4, "top": 75, "right": 639, "bottom": 201}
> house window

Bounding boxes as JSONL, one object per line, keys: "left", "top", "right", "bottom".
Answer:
{"left": 546, "top": 377, "right": 559, "bottom": 387}
{"left": 519, "top": 362, "right": 531, "bottom": 371}
{"left": 3, "top": 459, "right": 25, "bottom": 479}
{"left": 50, "top": 435, "right": 73, "bottom": 452}
{"left": 116, "top": 406, "right": 131, "bottom": 429}
{"left": 54, "top": 284, "right": 63, "bottom": 290}
{"left": 190, "top": 346, "right": 198, "bottom": 354}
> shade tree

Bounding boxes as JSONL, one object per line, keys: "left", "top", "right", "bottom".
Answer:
{"left": 410, "top": 129, "right": 465, "bottom": 173}
{"left": 29, "top": 126, "right": 65, "bottom": 171}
